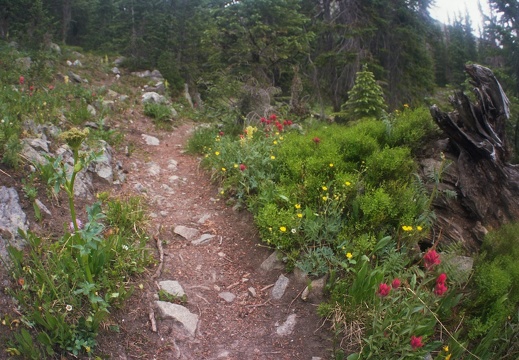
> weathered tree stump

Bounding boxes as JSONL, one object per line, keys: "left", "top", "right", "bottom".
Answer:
{"left": 430, "top": 64, "right": 519, "bottom": 235}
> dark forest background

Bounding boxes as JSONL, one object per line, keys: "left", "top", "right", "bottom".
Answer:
{"left": 1, "top": 0, "right": 518, "bottom": 112}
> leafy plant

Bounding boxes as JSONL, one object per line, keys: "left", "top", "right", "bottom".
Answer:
{"left": 0, "top": 115, "right": 22, "bottom": 168}
{"left": 460, "top": 222, "right": 519, "bottom": 358}
{"left": 6, "top": 128, "right": 152, "bottom": 357}
{"left": 144, "top": 102, "right": 175, "bottom": 125}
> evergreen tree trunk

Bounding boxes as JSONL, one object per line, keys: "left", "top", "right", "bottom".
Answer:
{"left": 62, "top": 0, "right": 71, "bottom": 44}
{"left": 430, "top": 64, "right": 519, "bottom": 227}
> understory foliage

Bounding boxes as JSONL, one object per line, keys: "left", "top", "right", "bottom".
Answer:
{"left": 5, "top": 136, "right": 152, "bottom": 358}
{"left": 0, "top": 48, "right": 156, "bottom": 357}
{"left": 191, "top": 102, "right": 519, "bottom": 358}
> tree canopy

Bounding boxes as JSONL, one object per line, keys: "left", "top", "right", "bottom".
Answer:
{"left": 2, "top": 0, "right": 518, "bottom": 110}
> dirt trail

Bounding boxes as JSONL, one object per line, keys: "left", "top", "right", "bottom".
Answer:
{"left": 97, "top": 118, "right": 333, "bottom": 359}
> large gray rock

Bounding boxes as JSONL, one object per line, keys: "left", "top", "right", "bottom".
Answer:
{"left": 68, "top": 71, "right": 83, "bottom": 83}
{"left": 150, "top": 69, "right": 163, "bottom": 79}
{"left": 155, "top": 301, "right": 198, "bottom": 337}
{"left": 141, "top": 92, "right": 167, "bottom": 105}
{"left": 0, "top": 187, "right": 28, "bottom": 262}
{"left": 21, "top": 141, "right": 49, "bottom": 166}
{"left": 49, "top": 43, "right": 61, "bottom": 54}
{"left": 92, "top": 141, "right": 113, "bottom": 183}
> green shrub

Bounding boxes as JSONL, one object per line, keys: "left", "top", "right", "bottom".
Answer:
{"left": 185, "top": 126, "right": 218, "bottom": 154}
{"left": 143, "top": 102, "right": 175, "bottom": 124}
{"left": 364, "top": 146, "right": 415, "bottom": 185}
{"left": 255, "top": 202, "right": 301, "bottom": 252}
{"left": 157, "top": 51, "right": 185, "bottom": 95}
{"left": 0, "top": 115, "right": 22, "bottom": 168}
{"left": 387, "top": 106, "right": 440, "bottom": 151}
{"left": 465, "top": 222, "right": 519, "bottom": 355}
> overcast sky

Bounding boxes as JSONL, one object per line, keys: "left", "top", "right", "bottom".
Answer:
{"left": 429, "top": 0, "right": 491, "bottom": 31}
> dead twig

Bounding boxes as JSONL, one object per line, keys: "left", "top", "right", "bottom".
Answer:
{"left": 151, "top": 225, "right": 164, "bottom": 279}
{"left": 245, "top": 299, "right": 271, "bottom": 308}
{"left": 226, "top": 281, "right": 240, "bottom": 289}
{"left": 195, "top": 293, "right": 210, "bottom": 304}
{"left": 0, "top": 168, "right": 11, "bottom": 178}
{"left": 149, "top": 305, "right": 157, "bottom": 332}
{"left": 287, "top": 287, "right": 306, "bottom": 312}
{"left": 260, "top": 283, "right": 274, "bottom": 292}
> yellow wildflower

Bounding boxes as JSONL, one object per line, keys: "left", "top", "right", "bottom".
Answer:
{"left": 270, "top": 155, "right": 276, "bottom": 160}
{"left": 322, "top": 196, "right": 328, "bottom": 201}
{"left": 417, "top": 226, "right": 423, "bottom": 231}
{"left": 329, "top": 163, "right": 334, "bottom": 167}
{"left": 234, "top": 164, "right": 238, "bottom": 168}
{"left": 221, "top": 167, "right": 226, "bottom": 172}
{"left": 295, "top": 204, "right": 301, "bottom": 209}
{"left": 245, "top": 125, "right": 257, "bottom": 140}
{"left": 322, "top": 186, "right": 328, "bottom": 191}
{"left": 297, "top": 213, "right": 303, "bottom": 218}
{"left": 443, "top": 346, "right": 449, "bottom": 352}
{"left": 345, "top": 181, "right": 351, "bottom": 186}
{"left": 215, "top": 151, "right": 220, "bottom": 156}
{"left": 280, "top": 226, "right": 287, "bottom": 232}
{"left": 346, "top": 252, "right": 353, "bottom": 259}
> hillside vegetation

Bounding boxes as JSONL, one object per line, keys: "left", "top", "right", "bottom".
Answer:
{"left": 1, "top": 0, "right": 519, "bottom": 358}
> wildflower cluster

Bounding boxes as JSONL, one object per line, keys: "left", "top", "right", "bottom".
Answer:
{"left": 260, "top": 114, "right": 293, "bottom": 134}
{"left": 366, "top": 249, "right": 452, "bottom": 356}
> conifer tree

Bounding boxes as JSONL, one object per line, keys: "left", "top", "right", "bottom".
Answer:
{"left": 341, "top": 65, "right": 387, "bottom": 121}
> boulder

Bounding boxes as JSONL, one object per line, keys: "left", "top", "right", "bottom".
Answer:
{"left": 142, "top": 92, "right": 167, "bottom": 104}
{"left": 0, "top": 187, "right": 28, "bottom": 262}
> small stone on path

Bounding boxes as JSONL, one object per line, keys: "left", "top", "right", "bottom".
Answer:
{"left": 155, "top": 301, "right": 198, "bottom": 337}
{"left": 159, "top": 280, "right": 185, "bottom": 297}
{"left": 276, "top": 313, "right": 297, "bottom": 336}
{"left": 248, "top": 287, "right": 257, "bottom": 297}
{"left": 260, "top": 251, "right": 285, "bottom": 272}
{"left": 192, "top": 233, "right": 215, "bottom": 246}
{"left": 134, "top": 183, "right": 147, "bottom": 193}
{"left": 174, "top": 225, "right": 200, "bottom": 241}
{"left": 142, "top": 134, "right": 160, "bottom": 146}
{"left": 167, "top": 159, "right": 178, "bottom": 170}
{"left": 272, "top": 274, "right": 289, "bottom": 299}
{"left": 147, "top": 162, "right": 161, "bottom": 176}
{"left": 218, "top": 292, "right": 236, "bottom": 303}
